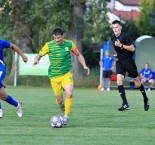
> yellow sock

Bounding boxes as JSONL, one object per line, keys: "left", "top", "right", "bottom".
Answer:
{"left": 65, "top": 98, "right": 72, "bottom": 116}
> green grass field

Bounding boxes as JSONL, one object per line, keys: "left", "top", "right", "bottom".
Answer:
{"left": 0, "top": 87, "right": 155, "bottom": 145}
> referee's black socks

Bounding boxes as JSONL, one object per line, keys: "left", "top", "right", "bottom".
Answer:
{"left": 139, "top": 84, "right": 148, "bottom": 103}
{"left": 118, "top": 85, "right": 128, "bottom": 105}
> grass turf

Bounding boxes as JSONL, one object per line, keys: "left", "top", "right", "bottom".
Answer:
{"left": 0, "top": 87, "right": 155, "bottom": 145}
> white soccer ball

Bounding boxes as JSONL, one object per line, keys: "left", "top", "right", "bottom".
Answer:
{"left": 50, "top": 115, "right": 64, "bottom": 128}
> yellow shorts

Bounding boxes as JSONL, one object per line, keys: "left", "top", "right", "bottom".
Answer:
{"left": 50, "top": 72, "right": 73, "bottom": 96}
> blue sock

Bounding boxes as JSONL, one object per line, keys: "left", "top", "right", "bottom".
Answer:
{"left": 0, "top": 101, "right": 2, "bottom": 109}
{"left": 5, "top": 95, "right": 18, "bottom": 107}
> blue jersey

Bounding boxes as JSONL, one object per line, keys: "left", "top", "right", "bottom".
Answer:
{"left": 101, "top": 56, "right": 115, "bottom": 70}
{"left": 0, "top": 39, "right": 10, "bottom": 87}
{"left": 0, "top": 39, "right": 11, "bottom": 63}
{"left": 140, "top": 68, "right": 153, "bottom": 79}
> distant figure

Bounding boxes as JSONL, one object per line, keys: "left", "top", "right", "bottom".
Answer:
{"left": 140, "top": 63, "right": 154, "bottom": 91}
{"left": 99, "top": 51, "right": 115, "bottom": 91}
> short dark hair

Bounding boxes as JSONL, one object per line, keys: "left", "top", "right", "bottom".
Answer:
{"left": 52, "top": 27, "right": 64, "bottom": 35}
{"left": 112, "top": 20, "right": 121, "bottom": 25}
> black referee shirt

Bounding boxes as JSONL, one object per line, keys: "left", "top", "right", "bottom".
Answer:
{"left": 111, "top": 32, "right": 135, "bottom": 60}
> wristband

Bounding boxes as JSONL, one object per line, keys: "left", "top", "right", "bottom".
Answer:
{"left": 121, "top": 44, "right": 123, "bottom": 49}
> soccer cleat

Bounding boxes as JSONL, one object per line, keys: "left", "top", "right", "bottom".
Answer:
{"left": 59, "top": 102, "right": 65, "bottom": 112}
{"left": 63, "top": 116, "right": 68, "bottom": 125}
{"left": 144, "top": 100, "right": 149, "bottom": 111}
{"left": 148, "top": 88, "right": 151, "bottom": 92}
{"left": 101, "top": 88, "right": 104, "bottom": 91}
{"left": 118, "top": 104, "right": 130, "bottom": 111}
{"left": 107, "top": 88, "right": 110, "bottom": 91}
{"left": 0, "top": 109, "right": 3, "bottom": 118}
{"left": 17, "top": 101, "right": 23, "bottom": 117}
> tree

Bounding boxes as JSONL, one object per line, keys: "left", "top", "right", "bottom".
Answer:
{"left": 136, "top": 0, "right": 155, "bottom": 36}
{"left": 0, "top": 0, "right": 110, "bottom": 79}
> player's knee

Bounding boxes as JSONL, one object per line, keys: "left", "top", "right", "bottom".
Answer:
{"left": 117, "top": 80, "right": 122, "bottom": 86}
{"left": 0, "top": 94, "right": 6, "bottom": 100}
{"left": 66, "top": 92, "right": 73, "bottom": 98}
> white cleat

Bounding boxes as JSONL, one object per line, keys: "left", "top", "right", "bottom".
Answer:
{"left": 17, "top": 101, "right": 23, "bottom": 117}
{"left": 101, "top": 88, "right": 104, "bottom": 91}
{"left": 0, "top": 109, "right": 3, "bottom": 118}
{"left": 107, "top": 88, "right": 110, "bottom": 91}
{"left": 63, "top": 116, "right": 69, "bottom": 125}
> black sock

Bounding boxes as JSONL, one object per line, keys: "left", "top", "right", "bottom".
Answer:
{"left": 118, "top": 85, "right": 128, "bottom": 105}
{"left": 139, "top": 84, "right": 148, "bottom": 103}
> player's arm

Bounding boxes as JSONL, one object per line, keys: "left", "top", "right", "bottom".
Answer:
{"left": 10, "top": 43, "right": 28, "bottom": 63}
{"left": 72, "top": 48, "right": 90, "bottom": 75}
{"left": 33, "top": 43, "right": 49, "bottom": 66}
{"left": 33, "top": 54, "right": 42, "bottom": 66}
{"left": 148, "top": 73, "right": 153, "bottom": 80}
{"left": 99, "top": 60, "right": 104, "bottom": 70}
{"left": 115, "top": 39, "right": 135, "bottom": 52}
{"left": 111, "top": 59, "right": 116, "bottom": 70}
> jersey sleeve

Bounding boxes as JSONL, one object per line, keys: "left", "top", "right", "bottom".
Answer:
{"left": 71, "top": 42, "right": 79, "bottom": 55}
{"left": 39, "top": 43, "right": 49, "bottom": 56}
{"left": 1, "top": 40, "right": 11, "bottom": 49}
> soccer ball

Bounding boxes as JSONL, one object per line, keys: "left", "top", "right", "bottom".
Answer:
{"left": 50, "top": 115, "right": 64, "bottom": 128}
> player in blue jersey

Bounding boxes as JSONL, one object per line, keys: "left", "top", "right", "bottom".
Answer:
{"left": 140, "top": 63, "right": 154, "bottom": 91}
{"left": 0, "top": 39, "right": 28, "bottom": 118}
{"left": 99, "top": 51, "right": 116, "bottom": 91}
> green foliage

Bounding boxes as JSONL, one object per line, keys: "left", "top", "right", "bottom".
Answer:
{"left": 136, "top": 0, "right": 155, "bottom": 36}
{"left": 83, "top": 0, "right": 110, "bottom": 50}
{"left": 121, "top": 21, "right": 140, "bottom": 41}
{"left": 0, "top": 0, "right": 110, "bottom": 78}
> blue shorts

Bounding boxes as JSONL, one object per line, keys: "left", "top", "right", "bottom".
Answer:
{"left": 0, "top": 64, "right": 6, "bottom": 88}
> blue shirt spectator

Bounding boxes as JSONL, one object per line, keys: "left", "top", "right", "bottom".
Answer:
{"left": 99, "top": 51, "right": 115, "bottom": 91}
{"left": 101, "top": 54, "right": 115, "bottom": 71}
{"left": 140, "top": 63, "right": 154, "bottom": 91}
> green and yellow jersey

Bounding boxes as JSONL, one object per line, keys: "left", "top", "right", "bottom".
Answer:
{"left": 39, "top": 39, "right": 78, "bottom": 78}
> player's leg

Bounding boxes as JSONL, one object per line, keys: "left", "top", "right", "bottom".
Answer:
{"left": 62, "top": 72, "right": 74, "bottom": 125}
{"left": 101, "top": 71, "right": 106, "bottom": 90}
{"left": 50, "top": 78, "right": 64, "bottom": 112}
{"left": 107, "top": 70, "right": 112, "bottom": 91}
{"left": 0, "top": 66, "right": 22, "bottom": 117}
{"left": 107, "top": 79, "right": 111, "bottom": 91}
{"left": 0, "top": 101, "right": 2, "bottom": 118}
{"left": 117, "top": 74, "right": 129, "bottom": 111}
{"left": 116, "top": 61, "right": 129, "bottom": 111}
{"left": 101, "top": 77, "right": 106, "bottom": 91}
{"left": 133, "top": 77, "right": 149, "bottom": 111}
{"left": 0, "top": 87, "right": 23, "bottom": 117}
{"left": 149, "top": 79, "right": 154, "bottom": 91}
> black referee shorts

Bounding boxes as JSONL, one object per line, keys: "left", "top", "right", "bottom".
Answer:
{"left": 116, "top": 58, "right": 138, "bottom": 78}
{"left": 103, "top": 70, "right": 112, "bottom": 78}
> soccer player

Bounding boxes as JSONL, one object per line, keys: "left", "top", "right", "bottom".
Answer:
{"left": 99, "top": 51, "right": 115, "bottom": 91}
{"left": 140, "top": 63, "right": 154, "bottom": 91}
{"left": 0, "top": 39, "right": 28, "bottom": 118}
{"left": 111, "top": 20, "right": 149, "bottom": 111}
{"left": 33, "top": 27, "right": 90, "bottom": 125}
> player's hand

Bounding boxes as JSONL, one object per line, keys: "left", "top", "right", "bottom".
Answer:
{"left": 33, "top": 60, "right": 39, "bottom": 67}
{"left": 113, "top": 54, "right": 117, "bottom": 58}
{"left": 83, "top": 66, "right": 90, "bottom": 75}
{"left": 115, "top": 39, "right": 122, "bottom": 47}
{"left": 22, "top": 55, "right": 28, "bottom": 63}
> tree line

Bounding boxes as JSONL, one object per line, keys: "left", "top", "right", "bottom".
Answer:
{"left": 0, "top": 0, "right": 154, "bottom": 78}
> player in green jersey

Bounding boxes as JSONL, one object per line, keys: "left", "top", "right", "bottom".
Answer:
{"left": 33, "top": 27, "right": 90, "bottom": 125}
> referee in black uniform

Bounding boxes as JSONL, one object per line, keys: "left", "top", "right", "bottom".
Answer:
{"left": 111, "top": 20, "right": 149, "bottom": 111}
